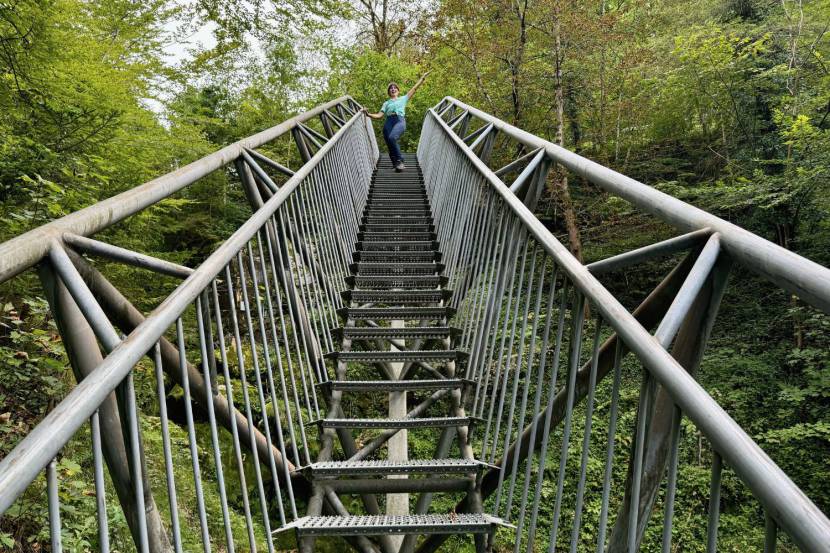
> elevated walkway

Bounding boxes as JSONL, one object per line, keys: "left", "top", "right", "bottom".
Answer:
{"left": 0, "top": 95, "right": 828, "bottom": 553}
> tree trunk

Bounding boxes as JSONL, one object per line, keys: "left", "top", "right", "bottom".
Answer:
{"left": 551, "top": 7, "right": 585, "bottom": 263}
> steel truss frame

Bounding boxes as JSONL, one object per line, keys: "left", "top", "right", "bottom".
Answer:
{"left": 415, "top": 97, "right": 830, "bottom": 553}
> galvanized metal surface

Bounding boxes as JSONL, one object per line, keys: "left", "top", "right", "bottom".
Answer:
{"left": 0, "top": 97, "right": 377, "bottom": 552}
{"left": 416, "top": 98, "right": 830, "bottom": 553}
{"left": 0, "top": 91, "right": 829, "bottom": 553}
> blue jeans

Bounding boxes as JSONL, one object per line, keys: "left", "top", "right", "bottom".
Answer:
{"left": 382, "top": 115, "right": 406, "bottom": 164}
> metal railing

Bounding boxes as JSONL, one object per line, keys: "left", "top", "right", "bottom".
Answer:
{"left": 417, "top": 97, "right": 830, "bottom": 553}
{"left": 0, "top": 97, "right": 377, "bottom": 552}
{"left": 0, "top": 89, "right": 828, "bottom": 553}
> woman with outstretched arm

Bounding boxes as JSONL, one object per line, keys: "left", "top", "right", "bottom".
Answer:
{"left": 363, "top": 71, "right": 430, "bottom": 172}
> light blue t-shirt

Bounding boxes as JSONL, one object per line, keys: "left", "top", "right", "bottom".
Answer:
{"left": 381, "top": 94, "right": 408, "bottom": 117}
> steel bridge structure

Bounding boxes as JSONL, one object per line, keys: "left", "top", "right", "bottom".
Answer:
{"left": 0, "top": 95, "right": 829, "bottom": 552}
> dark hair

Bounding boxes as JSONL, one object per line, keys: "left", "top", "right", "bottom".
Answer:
{"left": 387, "top": 82, "right": 400, "bottom": 95}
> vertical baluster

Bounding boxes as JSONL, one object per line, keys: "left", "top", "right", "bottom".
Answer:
{"left": 262, "top": 221, "right": 306, "bottom": 464}
{"left": 660, "top": 404, "right": 682, "bottom": 553}
{"left": 764, "top": 513, "right": 778, "bottom": 553}
{"left": 47, "top": 459, "right": 62, "bottom": 553}
{"left": 493, "top": 243, "right": 540, "bottom": 517}
{"left": 513, "top": 266, "right": 559, "bottom": 553}
{"left": 596, "top": 340, "right": 624, "bottom": 553}
{"left": 237, "top": 250, "right": 287, "bottom": 526}
{"left": 210, "top": 282, "right": 259, "bottom": 549}
{"left": 151, "top": 341, "right": 182, "bottom": 552}
{"left": 276, "top": 211, "right": 324, "bottom": 389}
{"left": 627, "top": 372, "right": 655, "bottom": 553}
{"left": 526, "top": 282, "right": 570, "bottom": 552}
{"left": 706, "top": 452, "right": 723, "bottom": 553}
{"left": 489, "top": 240, "right": 536, "bottom": 470}
{"left": 474, "top": 218, "right": 523, "bottom": 442}
{"left": 223, "top": 265, "right": 276, "bottom": 551}
{"left": 176, "top": 318, "right": 211, "bottom": 552}
{"left": 90, "top": 411, "right": 110, "bottom": 552}
{"left": 504, "top": 253, "right": 549, "bottom": 517}
{"left": 569, "top": 317, "right": 604, "bottom": 553}
{"left": 195, "top": 295, "right": 236, "bottom": 551}
{"left": 547, "top": 293, "right": 586, "bottom": 553}
{"left": 252, "top": 232, "right": 299, "bottom": 517}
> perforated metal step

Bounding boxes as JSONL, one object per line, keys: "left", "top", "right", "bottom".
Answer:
{"left": 301, "top": 458, "right": 485, "bottom": 476}
{"left": 369, "top": 185, "right": 425, "bottom": 190}
{"left": 350, "top": 262, "right": 444, "bottom": 275}
{"left": 283, "top": 514, "right": 501, "bottom": 537}
{"left": 360, "top": 222, "right": 433, "bottom": 230}
{"left": 363, "top": 215, "right": 431, "bottom": 222}
{"left": 325, "top": 349, "right": 467, "bottom": 363}
{"left": 346, "top": 275, "right": 448, "bottom": 289}
{"left": 342, "top": 289, "right": 452, "bottom": 304}
{"left": 358, "top": 232, "right": 437, "bottom": 242}
{"left": 368, "top": 190, "right": 425, "bottom": 195}
{"left": 333, "top": 326, "right": 459, "bottom": 340}
{"left": 319, "top": 378, "right": 467, "bottom": 393}
{"left": 363, "top": 202, "right": 432, "bottom": 210}
{"left": 314, "top": 416, "right": 475, "bottom": 429}
{"left": 355, "top": 240, "right": 439, "bottom": 252}
{"left": 353, "top": 251, "right": 442, "bottom": 263}
{"left": 367, "top": 190, "right": 429, "bottom": 198}
{"left": 338, "top": 307, "right": 455, "bottom": 320}
{"left": 364, "top": 210, "right": 432, "bottom": 218}
{"left": 369, "top": 189, "right": 426, "bottom": 195}
{"left": 366, "top": 199, "right": 430, "bottom": 206}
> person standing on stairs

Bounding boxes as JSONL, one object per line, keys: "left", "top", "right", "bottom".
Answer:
{"left": 362, "top": 71, "right": 430, "bottom": 172}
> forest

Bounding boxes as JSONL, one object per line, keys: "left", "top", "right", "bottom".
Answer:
{"left": 0, "top": 0, "right": 828, "bottom": 551}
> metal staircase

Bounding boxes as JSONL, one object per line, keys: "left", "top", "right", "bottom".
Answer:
{"left": 0, "top": 95, "right": 829, "bottom": 553}
{"left": 290, "top": 154, "right": 503, "bottom": 551}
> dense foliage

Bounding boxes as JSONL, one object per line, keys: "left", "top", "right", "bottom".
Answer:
{"left": 0, "top": 0, "right": 827, "bottom": 550}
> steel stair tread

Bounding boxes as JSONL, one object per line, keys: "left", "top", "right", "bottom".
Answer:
{"left": 312, "top": 416, "right": 477, "bottom": 429}
{"left": 363, "top": 212, "right": 432, "bottom": 217}
{"left": 362, "top": 218, "right": 433, "bottom": 225}
{"left": 280, "top": 514, "right": 504, "bottom": 537}
{"left": 346, "top": 275, "right": 448, "bottom": 289}
{"left": 358, "top": 232, "right": 437, "bottom": 240}
{"left": 318, "top": 378, "right": 468, "bottom": 392}
{"left": 353, "top": 252, "right": 441, "bottom": 262}
{"left": 325, "top": 349, "right": 467, "bottom": 363}
{"left": 359, "top": 230, "right": 435, "bottom": 236}
{"left": 338, "top": 307, "right": 455, "bottom": 320}
{"left": 349, "top": 261, "right": 444, "bottom": 275}
{"left": 355, "top": 239, "right": 439, "bottom": 248}
{"left": 342, "top": 289, "right": 452, "bottom": 304}
{"left": 366, "top": 200, "right": 430, "bottom": 205}
{"left": 299, "top": 458, "right": 488, "bottom": 476}
{"left": 332, "top": 326, "right": 459, "bottom": 340}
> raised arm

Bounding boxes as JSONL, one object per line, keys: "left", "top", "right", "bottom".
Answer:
{"left": 361, "top": 108, "right": 384, "bottom": 120}
{"left": 406, "top": 71, "right": 431, "bottom": 99}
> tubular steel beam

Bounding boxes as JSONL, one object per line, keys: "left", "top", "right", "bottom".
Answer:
{"left": 414, "top": 252, "right": 699, "bottom": 553}
{"left": 587, "top": 228, "right": 713, "bottom": 276}
{"left": 37, "top": 263, "right": 171, "bottom": 552}
{"left": 0, "top": 106, "right": 366, "bottom": 515}
{"left": 241, "top": 150, "right": 280, "bottom": 193}
{"left": 436, "top": 97, "right": 830, "bottom": 315}
{"left": 65, "top": 250, "right": 311, "bottom": 496}
{"left": 507, "top": 149, "right": 545, "bottom": 196}
{"left": 63, "top": 233, "right": 194, "bottom": 279}
{"left": 423, "top": 105, "right": 830, "bottom": 552}
{"left": 245, "top": 147, "right": 295, "bottom": 177}
{"left": 494, "top": 147, "right": 544, "bottom": 177}
{"left": 0, "top": 96, "right": 357, "bottom": 284}
{"left": 607, "top": 250, "right": 732, "bottom": 552}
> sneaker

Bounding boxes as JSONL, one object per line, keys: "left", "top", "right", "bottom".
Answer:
{"left": 395, "top": 161, "right": 406, "bottom": 172}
